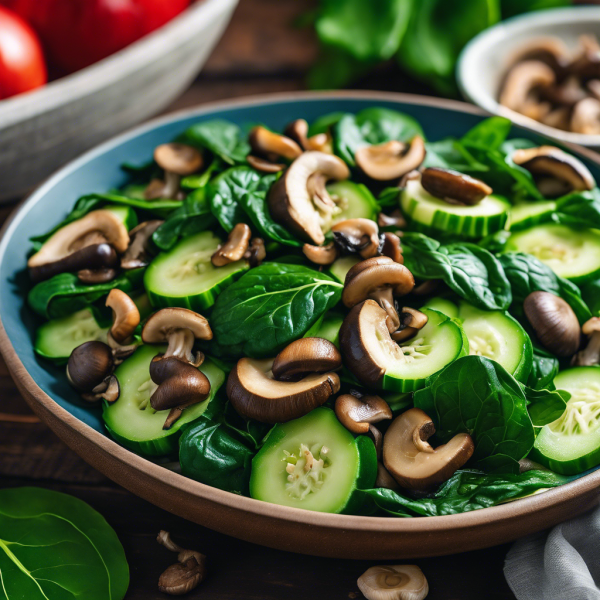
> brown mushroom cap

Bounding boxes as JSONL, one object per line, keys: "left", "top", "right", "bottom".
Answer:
{"left": 499, "top": 60, "right": 556, "bottom": 113}
{"left": 154, "top": 143, "right": 203, "bottom": 176}
{"left": 67, "top": 341, "right": 114, "bottom": 393}
{"left": 246, "top": 154, "right": 285, "bottom": 173}
{"left": 271, "top": 337, "right": 342, "bottom": 381}
{"left": 226, "top": 357, "right": 340, "bottom": 423}
{"left": 391, "top": 307, "right": 429, "bottom": 343}
{"left": 380, "top": 232, "right": 403, "bottom": 264}
{"left": 512, "top": 146, "right": 595, "bottom": 193}
{"left": 249, "top": 126, "right": 302, "bottom": 161}
{"left": 524, "top": 291, "right": 581, "bottom": 357}
{"left": 331, "top": 218, "right": 380, "bottom": 259}
{"left": 357, "top": 565, "right": 429, "bottom": 600}
{"left": 267, "top": 151, "right": 350, "bottom": 245}
{"left": 334, "top": 393, "right": 392, "bottom": 434}
{"left": 28, "top": 210, "right": 129, "bottom": 269}
{"left": 211, "top": 223, "right": 252, "bottom": 267}
{"left": 421, "top": 167, "right": 492, "bottom": 205}
{"left": 106, "top": 289, "right": 140, "bottom": 344}
{"left": 355, "top": 136, "right": 426, "bottom": 181}
{"left": 302, "top": 241, "right": 338, "bottom": 265}
{"left": 383, "top": 408, "right": 475, "bottom": 491}
{"left": 121, "top": 220, "right": 163, "bottom": 270}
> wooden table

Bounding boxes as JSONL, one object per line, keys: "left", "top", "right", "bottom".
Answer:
{"left": 0, "top": 1, "right": 518, "bottom": 597}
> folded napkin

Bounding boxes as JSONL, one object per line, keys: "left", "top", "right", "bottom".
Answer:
{"left": 504, "top": 505, "right": 600, "bottom": 600}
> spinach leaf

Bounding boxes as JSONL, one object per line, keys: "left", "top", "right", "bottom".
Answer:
{"left": 580, "top": 277, "right": 600, "bottom": 317}
{"left": 334, "top": 108, "right": 424, "bottom": 166}
{"left": 0, "top": 487, "right": 128, "bottom": 599}
{"left": 555, "top": 189, "right": 600, "bottom": 229}
{"left": 210, "top": 263, "right": 343, "bottom": 358}
{"left": 424, "top": 138, "right": 488, "bottom": 172}
{"left": 28, "top": 273, "right": 136, "bottom": 319}
{"left": 308, "top": 111, "right": 347, "bottom": 136}
{"left": 401, "top": 233, "right": 511, "bottom": 310}
{"left": 498, "top": 252, "right": 592, "bottom": 324}
{"left": 414, "top": 355, "right": 536, "bottom": 473}
{"left": 359, "top": 469, "right": 566, "bottom": 517}
{"left": 522, "top": 385, "right": 568, "bottom": 427}
{"left": 178, "top": 119, "right": 250, "bottom": 165}
{"left": 461, "top": 116, "right": 512, "bottom": 150}
{"left": 527, "top": 351, "right": 559, "bottom": 391}
{"left": 501, "top": 0, "right": 572, "bottom": 19}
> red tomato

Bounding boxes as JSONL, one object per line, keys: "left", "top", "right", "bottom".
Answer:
{"left": 0, "top": 6, "right": 46, "bottom": 99}
{"left": 2, "top": 0, "right": 190, "bottom": 74}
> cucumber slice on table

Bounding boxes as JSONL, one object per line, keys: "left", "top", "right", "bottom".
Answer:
{"left": 144, "top": 231, "right": 249, "bottom": 311}
{"left": 328, "top": 181, "right": 379, "bottom": 226}
{"left": 249, "top": 407, "right": 377, "bottom": 513}
{"left": 505, "top": 223, "right": 600, "bottom": 283}
{"left": 400, "top": 178, "right": 510, "bottom": 238}
{"left": 328, "top": 256, "right": 360, "bottom": 284}
{"left": 509, "top": 201, "right": 556, "bottom": 231}
{"left": 34, "top": 308, "right": 108, "bottom": 364}
{"left": 531, "top": 367, "right": 600, "bottom": 475}
{"left": 103, "top": 344, "right": 225, "bottom": 456}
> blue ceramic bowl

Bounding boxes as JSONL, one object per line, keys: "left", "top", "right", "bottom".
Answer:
{"left": 3, "top": 92, "right": 600, "bottom": 559}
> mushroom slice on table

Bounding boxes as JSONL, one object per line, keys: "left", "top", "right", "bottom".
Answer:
{"left": 573, "top": 317, "right": 600, "bottom": 366}
{"left": 499, "top": 60, "right": 556, "bottom": 114}
{"left": 157, "top": 531, "right": 207, "bottom": 596}
{"left": 355, "top": 136, "right": 426, "bottom": 181}
{"left": 227, "top": 352, "right": 341, "bottom": 423}
{"left": 211, "top": 223, "right": 252, "bottom": 267}
{"left": 334, "top": 393, "right": 392, "bottom": 434}
{"left": 121, "top": 220, "right": 163, "bottom": 270}
{"left": 27, "top": 210, "right": 129, "bottom": 282}
{"left": 342, "top": 257, "right": 415, "bottom": 334}
{"left": 357, "top": 564, "right": 429, "bottom": 600}
{"left": 145, "top": 143, "right": 203, "bottom": 200}
{"left": 420, "top": 167, "right": 492, "bottom": 206}
{"left": 512, "top": 145, "right": 595, "bottom": 195}
{"left": 383, "top": 408, "right": 474, "bottom": 491}
{"left": 524, "top": 291, "right": 581, "bottom": 358}
{"left": 331, "top": 218, "right": 381, "bottom": 259}
{"left": 267, "top": 151, "right": 350, "bottom": 245}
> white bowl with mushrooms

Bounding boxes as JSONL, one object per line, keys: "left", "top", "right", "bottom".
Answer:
{"left": 458, "top": 6, "right": 600, "bottom": 147}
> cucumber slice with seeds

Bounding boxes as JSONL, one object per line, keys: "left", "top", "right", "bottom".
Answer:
{"left": 249, "top": 407, "right": 377, "bottom": 514}
{"left": 328, "top": 256, "right": 360, "bottom": 284}
{"left": 328, "top": 181, "right": 379, "bottom": 226}
{"left": 145, "top": 231, "right": 249, "bottom": 311}
{"left": 401, "top": 178, "right": 509, "bottom": 238}
{"left": 505, "top": 223, "right": 600, "bottom": 283}
{"left": 422, "top": 297, "right": 459, "bottom": 319}
{"left": 103, "top": 344, "right": 225, "bottom": 456}
{"left": 531, "top": 367, "right": 600, "bottom": 475}
{"left": 509, "top": 201, "right": 556, "bottom": 231}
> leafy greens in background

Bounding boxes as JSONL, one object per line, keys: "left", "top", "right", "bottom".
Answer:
{"left": 0, "top": 487, "right": 128, "bottom": 600}
{"left": 308, "top": 0, "right": 572, "bottom": 94}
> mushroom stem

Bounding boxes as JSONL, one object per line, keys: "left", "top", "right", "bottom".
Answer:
{"left": 165, "top": 329, "right": 196, "bottom": 363}
{"left": 573, "top": 317, "right": 600, "bottom": 366}
{"left": 163, "top": 171, "right": 181, "bottom": 200}
{"left": 371, "top": 287, "right": 400, "bottom": 334}
{"left": 157, "top": 531, "right": 206, "bottom": 596}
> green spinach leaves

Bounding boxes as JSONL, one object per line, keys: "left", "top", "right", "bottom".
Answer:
{"left": 178, "top": 119, "right": 250, "bottom": 165}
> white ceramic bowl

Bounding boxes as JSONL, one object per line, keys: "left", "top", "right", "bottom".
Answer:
{"left": 0, "top": 0, "right": 238, "bottom": 202}
{"left": 458, "top": 6, "right": 600, "bottom": 148}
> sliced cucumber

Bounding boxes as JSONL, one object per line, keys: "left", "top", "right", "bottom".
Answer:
{"left": 401, "top": 178, "right": 510, "bottom": 239}
{"left": 304, "top": 312, "right": 344, "bottom": 348}
{"left": 381, "top": 309, "right": 468, "bottom": 393}
{"left": 103, "top": 205, "right": 138, "bottom": 231}
{"left": 422, "top": 297, "right": 459, "bottom": 319}
{"left": 34, "top": 308, "right": 108, "bottom": 364}
{"left": 505, "top": 223, "right": 600, "bottom": 283}
{"left": 328, "top": 256, "right": 360, "bottom": 284}
{"left": 144, "top": 231, "right": 249, "bottom": 311}
{"left": 328, "top": 181, "right": 379, "bottom": 226}
{"left": 249, "top": 407, "right": 377, "bottom": 514}
{"left": 103, "top": 345, "right": 225, "bottom": 456}
{"left": 509, "top": 201, "right": 556, "bottom": 232}
{"left": 531, "top": 367, "right": 600, "bottom": 475}
{"left": 458, "top": 302, "right": 533, "bottom": 383}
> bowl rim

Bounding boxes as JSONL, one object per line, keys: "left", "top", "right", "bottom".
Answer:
{"left": 3, "top": 89, "right": 600, "bottom": 533}
{"left": 0, "top": 0, "right": 239, "bottom": 125}
{"left": 457, "top": 5, "right": 600, "bottom": 147}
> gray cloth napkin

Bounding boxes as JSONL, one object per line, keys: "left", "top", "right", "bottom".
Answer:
{"left": 504, "top": 505, "right": 600, "bottom": 600}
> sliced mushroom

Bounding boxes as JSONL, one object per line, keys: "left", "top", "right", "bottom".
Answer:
{"left": 334, "top": 393, "right": 392, "bottom": 434}
{"left": 244, "top": 237, "right": 266, "bottom": 267}
{"left": 421, "top": 167, "right": 492, "bottom": 206}
{"left": 302, "top": 241, "right": 338, "bottom": 265}
{"left": 249, "top": 126, "right": 302, "bottom": 161}
{"left": 391, "top": 308, "right": 428, "bottom": 343}
{"left": 378, "top": 209, "right": 406, "bottom": 230}
{"left": 571, "top": 98, "right": 600, "bottom": 135}
{"left": 67, "top": 341, "right": 114, "bottom": 393}
{"left": 512, "top": 145, "right": 595, "bottom": 193}
{"left": 376, "top": 463, "right": 400, "bottom": 490}
{"left": 106, "top": 289, "right": 140, "bottom": 344}
{"left": 355, "top": 136, "right": 426, "bottom": 181}
{"left": 142, "top": 308, "right": 213, "bottom": 366}
{"left": 379, "top": 232, "right": 403, "bottom": 264}
{"left": 573, "top": 317, "right": 600, "bottom": 366}
{"left": 542, "top": 76, "right": 587, "bottom": 107}
{"left": 499, "top": 60, "right": 556, "bottom": 113}
{"left": 267, "top": 151, "right": 350, "bottom": 245}
{"left": 227, "top": 356, "right": 340, "bottom": 423}
{"left": 331, "top": 218, "right": 380, "bottom": 259}
{"left": 271, "top": 337, "right": 342, "bottom": 381}
{"left": 357, "top": 564, "right": 429, "bottom": 600}
{"left": 246, "top": 154, "right": 285, "bottom": 173}
{"left": 506, "top": 37, "right": 569, "bottom": 73}
{"left": 342, "top": 257, "right": 415, "bottom": 334}
{"left": 284, "top": 119, "right": 333, "bottom": 153}
{"left": 211, "top": 223, "right": 252, "bottom": 267}
{"left": 146, "top": 143, "right": 203, "bottom": 200}
{"left": 28, "top": 210, "right": 129, "bottom": 282}
{"left": 569, "top": 34, "right": 600, "bottom": 80}
{"left": 121, "top": 220, "right": 163, "bottom": 270}
{"left": 157, "top": 531, "right": 206, "bottom": 596}
{"left": 524, "top": 291, "right": 581, "bottom": 357}
{"left": 383, "top": 408, "right": 474, "bottom": 491}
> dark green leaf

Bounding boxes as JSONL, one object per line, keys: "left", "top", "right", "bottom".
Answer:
{"left": 308, "top": 111, "right": 347, "bottom": 136}
{"left": 501, "top": 0, "right": 572, "bottom": 19}
{"left": 555, "top": 189, "right": 600, "bottom": 229}
{"left": 527, "top": 351, "right": 559, "bottom": 391}
{"left": 521, "top": 385, "right": 569, "bottom": 427}
{"left": 580, "top": 277, "right": 600, "bottom": 317}
{"left": 210, "top": 263, "right": 343, "bottom": 358}
{"left": 178, "top": 119, "right": 250, "bottom": 165}
{"left": 460, "top": 116, "right": 512, "bottom": 150}
{"left": 0, "top": 486, "right": 128, "bottom": 599}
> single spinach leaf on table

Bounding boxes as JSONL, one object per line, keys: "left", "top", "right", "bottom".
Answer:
{"left": 401, "top": 233, "right": 512, "bottom": 310}
{"left": 0, "top": 486, "right": 128, "bottom": 599}
{"left": 414, "top": 355, "right": 536, "bottom": 474}
{"left": 210, "top": 263, "right": 343, "bottom": 358}
{"left": 359, "top": 469, "right": 567, "bottom": 517}
{"left": 498, "top": 252, "right": 592, "bottom": 324}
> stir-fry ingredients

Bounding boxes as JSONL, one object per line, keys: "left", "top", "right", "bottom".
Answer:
{"left": 25, "top": 108, "right": 600, "bottom": 518}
